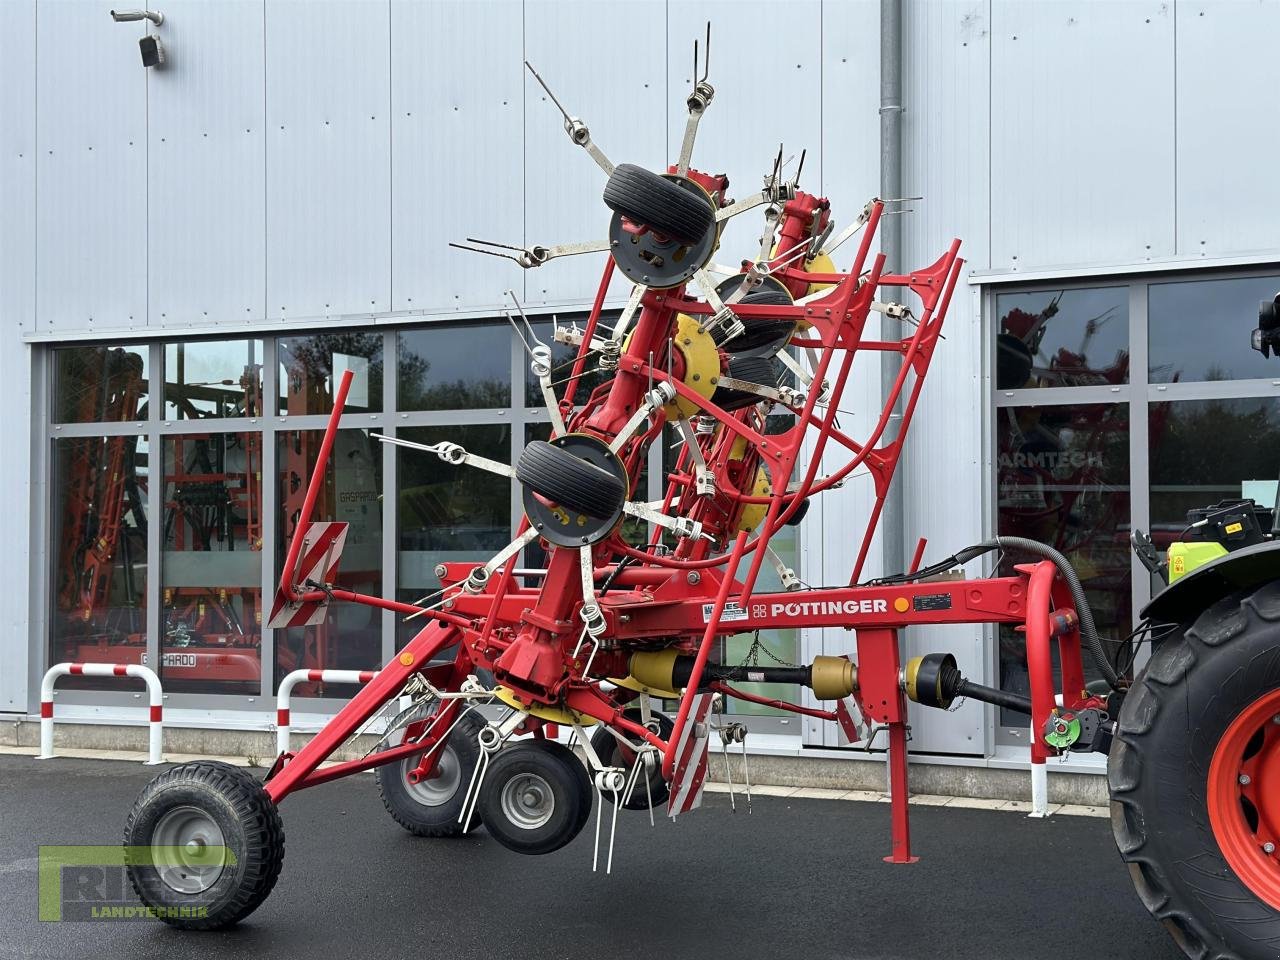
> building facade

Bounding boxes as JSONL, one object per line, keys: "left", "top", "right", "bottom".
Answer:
{"left": 3, "top": 0, "right": 1278, "bottom": 786}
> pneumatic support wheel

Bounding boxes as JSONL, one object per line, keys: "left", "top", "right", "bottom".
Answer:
{"left": 591, "top": 709, "right": 673, "bottom": 811}
{"left": 123, "top": 761, "right": 284, "bottom": 929}
{"left": 602, "top": 163, "right": 715, "bottom": 246}
{"left": 476, "top": 740, "right": 592, "bottom": 855}
{"left": 1109, "top": 580, "right": 1280, "bottom": 960}
{"left": 375, "top": 711, "right": 485, "bottom": 837}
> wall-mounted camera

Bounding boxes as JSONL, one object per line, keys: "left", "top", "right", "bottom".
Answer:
{"left": 1252, "top": 292, "right": 1280, "bottom": 358}
{"left": 109, "top": 9, "right": 165, "bottom": 68}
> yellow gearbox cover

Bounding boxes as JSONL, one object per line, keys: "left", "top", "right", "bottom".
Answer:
{"left": 609, "top": 674, "right": 682, "bottom": 701}
{"left": 736, "top": 466, "right": 772, "bottom": 533}
{"left": 640, "top": 313, "right": 718, "bottom": 419}
{"left": 493, "top": 685, "right": 598, "bottom": 727}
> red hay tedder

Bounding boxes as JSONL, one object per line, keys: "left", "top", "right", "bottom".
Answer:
{"left": 121, "top": 32, "right": 1280, "bottom": 960}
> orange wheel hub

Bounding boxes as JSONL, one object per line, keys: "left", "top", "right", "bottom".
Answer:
{"left": 1208, "top": 687, "right": 1280, "bottom": 908}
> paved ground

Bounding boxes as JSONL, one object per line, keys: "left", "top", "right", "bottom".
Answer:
{"left": 0, "top": 754, "right": 1180, "bottom": 960}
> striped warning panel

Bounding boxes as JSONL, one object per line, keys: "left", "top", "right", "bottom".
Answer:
{"left": 267, "top": 521, "right": 350, "bottom": 628}
{"left": 667, "top": 692, "right": 715, "bottom": 818}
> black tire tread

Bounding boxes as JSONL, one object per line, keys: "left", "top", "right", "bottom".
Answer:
{"left": 124, "top": 760, "right": 284, "bottom": 931}
{"left": 516, "top": 440, "right": 626, "bottom": 519}
{"left": 602, "top": 163, "right": 714, "bottom": 246}
{"left": 375, "top": 711, "right": 485, "bottom": 837}
{"left": 713, "top": 355, "right": 782, "bottom": 411}
{"left": 1109, "top": 580, "right": 1280, "bottom": 960}
{"left": 590, "top": 710, "right": 673, "bottom": 811}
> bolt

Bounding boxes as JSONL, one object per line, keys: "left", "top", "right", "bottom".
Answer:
{"left": 434, "top": 564, "right": 447, "bottom": 578}
{"left": 1273, "top": 715, "right": 1280, "bottom": 724}
{"left": 1240, "top": 774, "right": 1252, "bottom": 786}
{"left": 1266, "top": 843, "right": 1276, "bottom": 855}
{"left": 686, "top": 571, "right": 701, "bottom": 585}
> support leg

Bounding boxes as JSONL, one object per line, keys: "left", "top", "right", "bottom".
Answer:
{"left": 855, "top": 627, "right": 918, "bottom": 864}
{"left": 884, "top": 720, "right": 918, "bottom": 863}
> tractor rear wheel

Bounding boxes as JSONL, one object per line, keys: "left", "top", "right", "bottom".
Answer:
{"left": 1109, "top": 579, "right": 1280, "bottom": 960}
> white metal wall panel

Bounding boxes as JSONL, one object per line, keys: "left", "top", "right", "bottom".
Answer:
{"left": 391, "top": 0, "right": 523, "bottom": 314}
{"left": 894, "top": 0, "right": 992, "bottom": 754}
{"left": 0, "top": 1, "right": 36, "bottom": 713}
{"left": 990, "top": 0, "right": 1175, "bottom": 272}
{"left": 1175, "top": 1, "right": 1280, "bottom": 257}
{"left": 664, "top": 1, "right": 824, "bottom": 259}
{"left": 36, "top": 0, "right": 148, "bottom": 331}
{"left": 523, "top": 0, "right": 668, "bottom": 306}
{"left": 148, "top": 0, "right": 266, "bottom": 327}
{"left": 265, "top": 0, "right": 391, "bottom": 320}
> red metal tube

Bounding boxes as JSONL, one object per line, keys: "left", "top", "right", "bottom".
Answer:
{"left": 278, "top": 368, "right": 354, "bottom": 597}
{"left": 564, "top": 257, "right": 615, "bottom": 408}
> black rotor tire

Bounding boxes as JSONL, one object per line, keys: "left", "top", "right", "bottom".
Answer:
{"left": 716, "top": 279, "right": 797, "bottom": 354}
{"left": 784, "top": 497, "right": 810, "bottom": 527}
{"left": 123, "top": 760, "right": 284, "bottom": 930}
{"left": 476, "top": 739, "right": 592, "bottom": 856}
{"left": 602, "top": 163, "right": 715, "bottom": 246}
{"left": 1109, "top": 579, "right": 1280, "bottom": 960}
{"left": 591, "top": 709, "right": 673, "bottom": 811}
{"left": 713, "top": 354, "right": 782, "bottom": 412}
{"left": 516, "top": 440, "right": 626, "bottom": 520}
{"left": 375, "top": 710, "right": 486, "bottom": 837}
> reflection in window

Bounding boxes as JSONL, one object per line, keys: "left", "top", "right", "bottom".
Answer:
{"left": 995, "top": 288, "right": 1128, "bottom": 391}
{"left": 275, "top": 429, "right": 384, "bottom": 692}
{"left": 53, "top": 345, "right": 149, "bottom": 424}
{"left": 996, "top": 403, "right": 1131, "bottom": 716}
{"left": 1150, "top": 398, "right": 1280, "bottom": 541}
{"left": 50, "top": 435, "right": 149, "bottom": 690}
{"left": 165, "top": 340, "right": 263, "bottom": 420}
{"left": 399, "top": 322, "right": 511, "bottom": 411}
{"left": 160, "top": 433, "right": 263, "bottom": 695}
{"left": 524, "top": 313, "right": 616, "bottom": 408}
{"left": 397, "top": 424, "right": 512, "bottom": 647}
{"left": 279, "top": 333, "right": 383, "bottom": 415}
{"left": 1149, "top": 275, "right": 1280, "bottom": 383}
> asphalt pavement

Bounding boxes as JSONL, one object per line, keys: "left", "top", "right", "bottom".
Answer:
{"left": 0, "top": 754, "right": 1180, "bottom": 960}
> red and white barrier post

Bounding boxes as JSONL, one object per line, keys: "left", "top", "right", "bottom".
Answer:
{"left": 276, "top": 669, "right": 377, "bottom": 756}
{"left": 38, "top": 662, "right": 165, "bottom": 765}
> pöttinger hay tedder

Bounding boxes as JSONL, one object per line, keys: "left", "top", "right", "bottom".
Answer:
{"left": 122, "top": 30, "right": 1280, "bottom": 960}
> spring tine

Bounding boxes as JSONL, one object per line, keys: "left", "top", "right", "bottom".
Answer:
{"left": 606, "top": 786, "right": 621, "bottom": 874}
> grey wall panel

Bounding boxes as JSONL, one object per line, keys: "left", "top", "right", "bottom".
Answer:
{"left": 148, "top": 0, "right": 266, "bottom": 327}
{"left": 265, "top": 0, "right": 391, "bottom": 320}
{"left": 1175, "top": 1, "right": 1280, "bottom": 257}
{"left": 895, "top": 0, "right": 992, "bottom": 753}
{"left": 523, "top": 0, "right": 668, "bottom": 306}
{"left": 664, "top": 1, "right": 825, "bottom": 260}
{"left": 391, "top": 0, "right": 523, "bottom": 314}
{"left": 0, "top": 1, "right": 36, "bottom": 712}
{"left": 820, "top": 0, "right": 880, "bottom": 216}
{"left": 36, "top": 0, "right": 148, "bottom": 331}
{"left": 990, "top": 0, "right": 1175, "bottom": 271}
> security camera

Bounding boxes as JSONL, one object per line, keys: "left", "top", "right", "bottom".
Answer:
{"left": 1251, "top": 292, "right": 1280, "bottom": 358}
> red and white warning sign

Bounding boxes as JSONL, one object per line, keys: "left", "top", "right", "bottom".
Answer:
{"left": 267, "top": 521, "right": 349, "bottom": 629}
{"left": 667, "top": 692, "right": 715, "bottom": 818}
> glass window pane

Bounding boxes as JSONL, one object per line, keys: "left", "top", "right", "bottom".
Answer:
{"left": 278, "top": 333, "right": 383, "bottom": 415}
{"left": 398, "top": 322, "right": 511, "bottom": 411}
{"left": 995, "top": 287, "right": 1129, "bottom": 391}
{"left": 275, "top": 429, "right": 384, "bottom": 694}
{"left": 53, "top": 344, "right": 149, "bottom": 424}
{"left": 160, "top": 433, "right": 263, "bottom": 695}
{"left": 165, "top": 339, "right": 263, "bottom": 420}
{"left": 397, "top": 424, "right": 512, "bottom": 647}
{"left": 996, "top": 403, "right": 1131, "bottom": 719}
{"left": 1150, "top": 398, "right": 1280, "bottom": 538}
{"left": 1149, "top": 274, "right": 1280, "bottom": 383}
{"left": 50, "top": 435, "right": 149, "bottom": 690}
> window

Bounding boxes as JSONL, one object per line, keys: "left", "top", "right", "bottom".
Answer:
{"left": 53, "top": 344, "right": 149, "bottom": 423}
{"left": 990, "top": 268, "right": 1280, "bottom": 736}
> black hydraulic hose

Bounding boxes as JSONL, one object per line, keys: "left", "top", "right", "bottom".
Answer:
{"left": 986, "top": 535, "right": 1118, "bottom": 690}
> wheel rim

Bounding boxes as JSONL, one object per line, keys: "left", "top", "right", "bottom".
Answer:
{"left": 151, "top": 805, "right": 228, "bottom": 895}
{"left": 500, "top": 773, "right": 555, "bottom": 830}
{"left": 1208, "top": 687, "right": 1280, "bottom": 907}
{"left": 401, "top": 747, "right": 461, "bottom": 807}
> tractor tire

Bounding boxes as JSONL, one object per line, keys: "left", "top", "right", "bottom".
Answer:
{"left": 1109, "top": 579, "right": 1280, "bottom": 960}
{"left": 516, "top": 440, "right": 627, "bottom": 519}
{"left": 375, "top": 710, "right": 485, "bottom": 837}
{"left": 720, "top": 284, "right": 797, "bottom": 357}
{"left": 124, "top": 761, "right": 284, "bottom": 930}
{"left": 713, "top": 355, "right": 781, "bottom": 411}
{"left": 476, "top": 739, "right": 592, "bottom": 856}
{"left": 591, "top": 709, "right": 673, "bottom": 811}
{"left": 602, "top": 163, "right": 715, "bottom": 246}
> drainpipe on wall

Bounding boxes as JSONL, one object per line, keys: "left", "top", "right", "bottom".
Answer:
{"left": 879, "top": 0, "right": 905, "bottom": 579}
